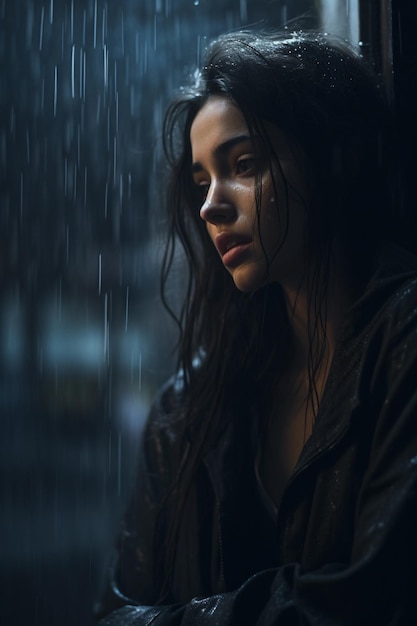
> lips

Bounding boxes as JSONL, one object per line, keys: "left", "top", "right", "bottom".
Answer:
{"left": 215, "top": 232, "right": 251, "bottom": 256}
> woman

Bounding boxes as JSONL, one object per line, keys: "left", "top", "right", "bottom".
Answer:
{"left": 96, "top": 31, "right": 417, "bottom": 624}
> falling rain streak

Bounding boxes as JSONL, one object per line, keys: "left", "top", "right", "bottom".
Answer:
{"left": 71, "top": 44, "right": 75, "bottom": 97}
{"left": 98, "top": 253, "right": 102, "bottom": 294}
{"left": 39, "top": 5, "right": 45, "bottom": 51}
{"left": 125, "top": 286, "right": 129, "bottom": 331}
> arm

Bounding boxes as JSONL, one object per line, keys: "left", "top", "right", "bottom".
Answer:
{"left": 95, "top": 379, "right": 184, "bottom": 619}
{"left": 96, "top": 316, "right": 417, "bottom": 625}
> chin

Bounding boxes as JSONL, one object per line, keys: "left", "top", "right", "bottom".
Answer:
{"left": 230, "top": 264, "right": 268, "bottom": 293}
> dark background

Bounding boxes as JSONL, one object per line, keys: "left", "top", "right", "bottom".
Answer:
{"left": 0, "top": 1, "right": 415, "bottom": 624}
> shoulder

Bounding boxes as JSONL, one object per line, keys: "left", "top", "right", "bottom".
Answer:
{"left": 340, "top": 246, "right": 417, "bottom": 398}
{"left": 356, "top": 247, "right": 417, "bottom": 400}
{"left": 141, "top": 371, "right": 188, "bottom": 480}
{"left": 375, "top": 247, "right": 417, "bottom": 342}
{"left": 351, "top": 245, "right": 417, "bottom": 336}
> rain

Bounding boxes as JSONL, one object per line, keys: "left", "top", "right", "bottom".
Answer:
{"left": 1, "top": 1, "right": 414, "bottom": 625}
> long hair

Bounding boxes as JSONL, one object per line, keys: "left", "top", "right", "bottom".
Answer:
{"left": 157, "top": 30, "right": 395, "bottom": 600}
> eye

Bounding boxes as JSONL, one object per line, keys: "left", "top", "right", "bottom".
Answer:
{"left": 236, "top": 157, "right": 257, "bottom": 175}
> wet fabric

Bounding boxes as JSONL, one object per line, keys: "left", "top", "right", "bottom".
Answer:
{"left": 95, "top": 245, "right": 417, "bottom": 625}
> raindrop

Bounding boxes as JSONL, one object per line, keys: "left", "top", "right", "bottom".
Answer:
{"left": 108, "top": 428, "right": 112, "bottom": 473}
{"left": 73, "top": 166, "right": 77, "bottom": 201}
{"left": 70, "top": 0, "right": 74, "bottom": 43}
{"left": 117, "top": 431, "right": 122, "bottom": 495}
{"left": 113, "top": 136, "right": 117, "bottom": 184}
{"left": 82, "top": 9, "right": 86, "bottom": 47}
{"left": 39, "top": 6, "right": 45, "bottom": 51}
{"left": 135, "top": 32, "right": 139, "bottom": 65}
{"left": 81, "top": 49, "right": 86, "bottom": 100}
{"left": 125, "top": 54, "right": 130, "bottom": 87}
{"left": 9, "top": 106, "right": 15, "bottom": 137}
{"left": 71, "top": 45, "right": 76, "bottom": 98}
{"left": 98, "top": 254, "right": 102, "bottom": 294}
{"left": 125, "top": 287, "right": 129, "bottom": 332}
{"left": 96, "top": 94, "right": 101, "bottom": 124}
{"left": 102, "top": 4, "right": 107, "bottom": 47}
{"left": 54, "top": 65, "right": 58, "bottom": 116}
{"left": 26, "top": 2, "right": 34, "bottom": 49}
{"left": 93, "top": 0, "right": 97, "bottom": 48}
{"left": 49, "top": 0, "right": 54, "bottom": 24}
{"left": 119, "top": 173, "right": 123, "bottom": 207}
{"left": 104, "top": 293, "right": 108, "bottom": 360}
{"left": 193, "top": 0, "right": 199, "bottom": 5}
{"left": 84, "top": 166, "right": 88, "bottom": 206}
{"left": 114, "top": 59, "right": 118, "bottom": 97}
{"left": 143, "top": 39, "right": 148, "bottom": 73}
{"left": 103, "top": 44, "right": 108, "bottom": 89}
{"left": 196, "top": 34, "right": 201, "bottom": 66}
{"left": 20, "top": 172, "right": 24, "bottom": 222}
{"left": 240, "top": 0, "right": 247, "bottom": 22}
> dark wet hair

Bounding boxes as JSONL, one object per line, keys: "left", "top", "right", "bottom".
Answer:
{"left": 157, "top": 30, "right": 396, "bottom": 600}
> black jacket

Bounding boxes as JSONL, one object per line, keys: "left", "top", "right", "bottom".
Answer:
{"left": 96, "top": 245, "right": 417, "bottom": 625}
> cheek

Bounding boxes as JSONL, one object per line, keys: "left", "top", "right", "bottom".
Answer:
{"left": 260, "top": 172, "right": 282, "bottom": 222}
{"left": 260, "top": 195, "right": 281, "bottom": 242}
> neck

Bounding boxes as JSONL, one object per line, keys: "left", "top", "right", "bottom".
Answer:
{"left": 281, "top": 263, "right": 353, "bottom": 377}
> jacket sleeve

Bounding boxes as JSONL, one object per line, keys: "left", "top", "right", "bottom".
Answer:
{"left": 96, "top": 310, "right": 417, "bottom": 625}
{"left": 94, "top": 377, "right": 187, "bottom": 620}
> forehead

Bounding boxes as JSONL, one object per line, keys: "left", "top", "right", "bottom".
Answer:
{"left": 190, "top": 96, "right": 249, "bottom": 157}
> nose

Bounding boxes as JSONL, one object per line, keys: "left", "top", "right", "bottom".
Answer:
{"left": 199, "top": 180, "right": 237, "bottom": 225}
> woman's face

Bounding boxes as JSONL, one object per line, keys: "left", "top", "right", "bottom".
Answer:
{"left": 190, "top": 96, "right": 309, "bottom": 294}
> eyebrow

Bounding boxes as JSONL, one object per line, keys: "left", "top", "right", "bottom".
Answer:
{"left": 191, "top": 134, "right": 253, "bottom": 174}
